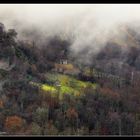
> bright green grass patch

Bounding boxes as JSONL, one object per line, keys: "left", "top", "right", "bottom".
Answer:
{"left": 41, "top": 84, "right": 57, "bottom": 92}
{"left": 30, "top": 81, "right": 57, "bottom": 93}
{"left": 31, "top": 73, "right": 98, "bottom": 99}
{"left": 40, "top": 83, "right": 80, "bottom": 100}
{"left": 60, "top": 85, "right": 79, "bottom": 95}
{"left": 45, "top": 73, "right": 98, "bottom": 98}
{"left": 46, "top": 73, "right": 97, "bottom": 90}
{"left": 58, "top": 74, "right": 97, "bottom": 90}
{"left": 56, "top": 85, "right": 80, "bottom": 100}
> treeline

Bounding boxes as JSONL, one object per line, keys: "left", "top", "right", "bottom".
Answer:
{"left": 1, "top": 82, "right": 140, "bottom": 135}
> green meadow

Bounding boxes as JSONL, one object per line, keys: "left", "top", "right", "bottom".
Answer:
{"left": 30, "top": 73, "right": 98, "bottom": 100}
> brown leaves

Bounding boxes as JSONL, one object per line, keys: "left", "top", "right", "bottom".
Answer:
{"left": 0, "top": 99, "right": 4, "bottom": 108}
{"left": 100, "top": 87, "right": 120, "bottom": 100}
{"left": 5, "top": 116, "right": 24, "bottom": 133}
{"left": 66, "top": 108, "right": 78, "bottom": 120}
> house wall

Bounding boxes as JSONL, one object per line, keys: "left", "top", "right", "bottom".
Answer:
{"left": 60, "top": 59, "right": 68, "bottom": 64}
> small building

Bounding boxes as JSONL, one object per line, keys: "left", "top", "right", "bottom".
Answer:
{"left": 59, "top": 59, "right": 68, "bottom": 65}
{"left": 53, "top": 59, "right": 80, "bottom": 76}
{"left": 54, "top": 58, "right": 69, "bottom": 73}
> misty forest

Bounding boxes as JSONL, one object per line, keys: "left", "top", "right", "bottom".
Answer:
{"left": 1, "top": 5, "right": 140, "bottom": 136}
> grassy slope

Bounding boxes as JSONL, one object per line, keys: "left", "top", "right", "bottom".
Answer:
{"left": 30, "top": 73, "right": 98, "bottom": 99}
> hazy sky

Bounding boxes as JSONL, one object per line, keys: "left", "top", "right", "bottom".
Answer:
{"left": 0, "top": 4, "right": 140, "bottom": 54}
{"left": 1, "top": 4, "right": 140, "bottom": 29}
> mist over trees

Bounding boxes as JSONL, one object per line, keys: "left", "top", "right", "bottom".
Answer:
{"left": 0, "top": 22, "right": 140, "bottom": 135}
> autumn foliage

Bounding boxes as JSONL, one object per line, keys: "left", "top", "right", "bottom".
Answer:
{"left": 100, "top": 87, "right": 120, "bottom": 100}
{"left": 66, "top": 108, "right": 78, "bottom": 120}
{"left": 0, "top": 99, "right": 3, "bottom": 108}
{"left": 5, "top": 116, "right": 24, "bottom": 133}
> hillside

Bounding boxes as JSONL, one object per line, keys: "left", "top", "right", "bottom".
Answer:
{"left": 0, "top": 22, "right": 140, "bottom": 135}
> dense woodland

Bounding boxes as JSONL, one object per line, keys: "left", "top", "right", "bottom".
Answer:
{"left": 0, "top": 23, "right": 140, "bottom": 135}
